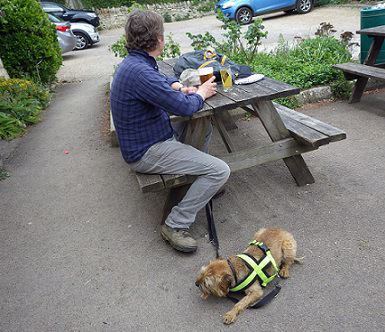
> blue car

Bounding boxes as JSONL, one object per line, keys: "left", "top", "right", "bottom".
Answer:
{"left": 215, "top": 0, "right": 314, "bottom": 24}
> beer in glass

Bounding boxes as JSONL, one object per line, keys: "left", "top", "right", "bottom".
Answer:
{"left": 198, "top": 67, "right": 214, "bottom": 84}
{"left": 220, "top": 67, "right": 233, "bottom": 92}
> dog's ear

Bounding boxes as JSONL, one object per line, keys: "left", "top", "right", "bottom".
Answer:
{"left": 219, "top": 273, "right": 232, "bottom": 294}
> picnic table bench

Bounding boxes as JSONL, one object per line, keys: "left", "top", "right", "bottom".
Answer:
{"left": 334, "top": 25, "right": 385, "bottom": 103}
{"left": 110, "top": 58, "right": 346, "bottom": 223}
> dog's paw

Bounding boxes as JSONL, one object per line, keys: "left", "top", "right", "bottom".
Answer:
{"left": 279, "top": 267, "right": 290, "bottom": 279}
{"left": 223, "top": 311, "right": 237, "bottom": 325}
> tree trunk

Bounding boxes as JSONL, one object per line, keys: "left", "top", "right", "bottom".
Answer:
{"left": 0, "top": 57, "right": 9, "bottom": 79}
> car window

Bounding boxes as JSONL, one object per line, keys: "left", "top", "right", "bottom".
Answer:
{"left": 48, "top": 13, "right": 64, "bottom": 23}
{"left": 42, "top": 3, "right": 64, "bottom": 12}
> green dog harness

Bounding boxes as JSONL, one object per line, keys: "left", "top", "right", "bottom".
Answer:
{"left": 229, "top": 241, "right": 279, "bottom": 293}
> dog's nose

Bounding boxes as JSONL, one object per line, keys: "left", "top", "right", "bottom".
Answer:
{"left": 195, "top": 281, "right": 199, "bottom": 287}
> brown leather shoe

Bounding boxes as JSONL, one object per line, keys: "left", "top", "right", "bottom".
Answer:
{"left": 161, "top": 224, "right": 197, "bottom": 253}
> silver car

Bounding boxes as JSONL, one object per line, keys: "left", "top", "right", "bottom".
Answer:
{"left": 49, "top": 15, "right": 76, "bottom": 53}
{"left": 48, "top": 13, "right": 100, "bottom": 50}
{"left": 70, "top": 21, "right": 100, "bottom": 50}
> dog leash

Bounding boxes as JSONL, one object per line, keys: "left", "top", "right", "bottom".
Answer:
{"left": 205, "top": 199, "right": 220, "bottom": 258}
{"left": 205, "top": 199, "right": 282, "bottom": 309}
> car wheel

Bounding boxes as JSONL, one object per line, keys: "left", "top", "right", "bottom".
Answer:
{"left": 74, "top": 32, "right": 89, "bottom": 50}
{"left": 296, "top": 0, "right": 313, "bottom": 14}
{"left": 236, "top": 7, "right": 253, "bottom": 25}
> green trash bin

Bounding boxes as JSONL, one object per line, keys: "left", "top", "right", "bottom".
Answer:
{"left": 360, "top": 6, "right": 385, "bottom": 64}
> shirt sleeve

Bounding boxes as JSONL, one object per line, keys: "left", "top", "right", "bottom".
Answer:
{"left": 165, "top": 76, "right": 179, "bottom": 86}
{"left": 135, "top": 68, "right": 204, "bottom": 117}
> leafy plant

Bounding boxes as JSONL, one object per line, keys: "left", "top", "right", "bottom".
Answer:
{"left": 127, "top": 1, "right": 144, "bottom": 13}
{"left": 0, "top": 78, "right": 49, "bottom": 140}
{"left": 163, "top": 12, "right": 172, "bottom": 23}
{"left": 0, "top": 93, "right": 42, "bottom": 124}
{"left": 0, "top": 78, "right": 50, "bottom": 107}
{"left": 0, "top": 0, "right": 62, "bottom": 84}
{"left": 0, "top": 168, "right": 10, "bottom": 180}
{"left": 0, "top": 112, "right": 25, "bottom": 140}
{"left": 174, "top": 13, "right": 190, "bottom": 21}
{"left": 110, "top": 35, "right": 127, "bottom": 58}
{"left": 158, "top": 33, "right": 181, "bottom": 60}
{"left": 186, "top": 32, "right": 216, "bottom": 51}
{"left": 110, "top": 33, "right": 181, "bottom": 60}
{"left": 186, "top": 10, "right": 267, "bottom": 62}
{"left": 330, "top": 76, "right": 353, "bottom": 99}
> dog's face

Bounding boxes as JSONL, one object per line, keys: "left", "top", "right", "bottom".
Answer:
{"left": 195, "top": 259, "right": 232, "bottom": 299}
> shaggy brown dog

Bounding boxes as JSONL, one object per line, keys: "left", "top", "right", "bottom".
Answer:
{"left": 195, "top": 227, "right": 298, "bottom": 324}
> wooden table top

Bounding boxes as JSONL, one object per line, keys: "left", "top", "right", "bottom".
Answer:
{"left": 357, "top": 25, "right": 385, "bottom": 37}
{"left": 158, "top": 58, "right": 300, "bottom": 119}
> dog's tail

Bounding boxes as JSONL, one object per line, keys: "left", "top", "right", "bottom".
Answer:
{"left": 294, "top": 256, "right": 305, "bottom": 264}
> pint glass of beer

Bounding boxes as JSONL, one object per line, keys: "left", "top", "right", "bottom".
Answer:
{"left": 198, "top": 67, "right": 214, "bottom": 84}
{"left": 220, "top": 67, "right": 233, "bottom": 92}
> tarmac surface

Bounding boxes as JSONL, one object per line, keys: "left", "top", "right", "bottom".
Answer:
{"left": 1, "top": 6, "right": 385, "bottom": 331}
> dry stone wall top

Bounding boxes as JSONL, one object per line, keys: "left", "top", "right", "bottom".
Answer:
{"left": 96, "top": 1, "right": 214, "bottom": 30}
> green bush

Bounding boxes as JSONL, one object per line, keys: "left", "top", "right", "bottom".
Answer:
{"left": 0, "top": 0, "right": 62, "bottom": 84}
{"left": 110, "top": 33, "right": 181, "bottom": 59}
{"left": 244, "top": 37, "right": 351, "bottom": 89}
{"left": 162, "top": 12, "right": 172, "bottom": 23}
{"left": 0, "top": 78, "right": 50, "bottom": 140}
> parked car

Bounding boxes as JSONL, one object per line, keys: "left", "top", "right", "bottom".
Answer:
{"left": 40, "top": 1, "right": 100, "bottom": 27}
{"left": 52, "top": 19, "right": 76, "bottom": 54}
{"left": 48, "top": 14, "right": 100, "bottom": 50}
{"left": 215, "top": 0, "right": 314, "bottom": 24}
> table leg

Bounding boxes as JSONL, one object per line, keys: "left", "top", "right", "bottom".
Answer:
{"left": 213, "top": 112, "right": 236, "bottom": 153}
{"left": 217, "top": 109, "right": 238, "bottom": 131}
{"left": 251, "top": 100, "right": 314, "bottom": 186}
{"left": 161, "top": 117, "right": 211, "bottom": 224}
{"left": 350, "top": 36, "right": 385, "bottom": 103}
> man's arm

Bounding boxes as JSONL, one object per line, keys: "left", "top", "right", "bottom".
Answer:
{"left": 136, "top": 69, "right": 205, "bottom": 117}
{"left": 165, "top": 76, "right": 179, "bottom": 86}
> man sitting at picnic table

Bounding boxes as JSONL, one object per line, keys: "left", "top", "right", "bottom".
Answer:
{"left": 110, "top": 10, "right": 230, "bottom": 253}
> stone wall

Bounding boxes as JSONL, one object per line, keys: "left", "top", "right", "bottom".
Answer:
{"left": 0, "top": 57, "right": 9, "bottom": 79}
{"left": 97, "top": 1, "right": 214, "bottom": 30}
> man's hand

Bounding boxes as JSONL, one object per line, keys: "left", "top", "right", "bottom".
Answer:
{"left": 181, "top": 86, "right": 198, "bottom": 94}
{"left": 197, "top": 76, "right": 217, "bottom": 101}
{"left": 171, "top": 82, "right": 197, "bottom": 94}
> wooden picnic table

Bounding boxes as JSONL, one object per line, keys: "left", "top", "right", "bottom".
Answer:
{"left": 334, "top": 25, "right": 385, "bottom": 103}
{"left": 142, "top": 58, "right": 346, "bottom": 224}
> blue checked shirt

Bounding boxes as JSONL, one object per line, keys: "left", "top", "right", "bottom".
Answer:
{"left": 110, "top": 50, "right": 204, "bottom": 163}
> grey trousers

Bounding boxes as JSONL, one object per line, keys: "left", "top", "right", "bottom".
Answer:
{"left": 129, "top": 122, "right": 230, "bottom": 229}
